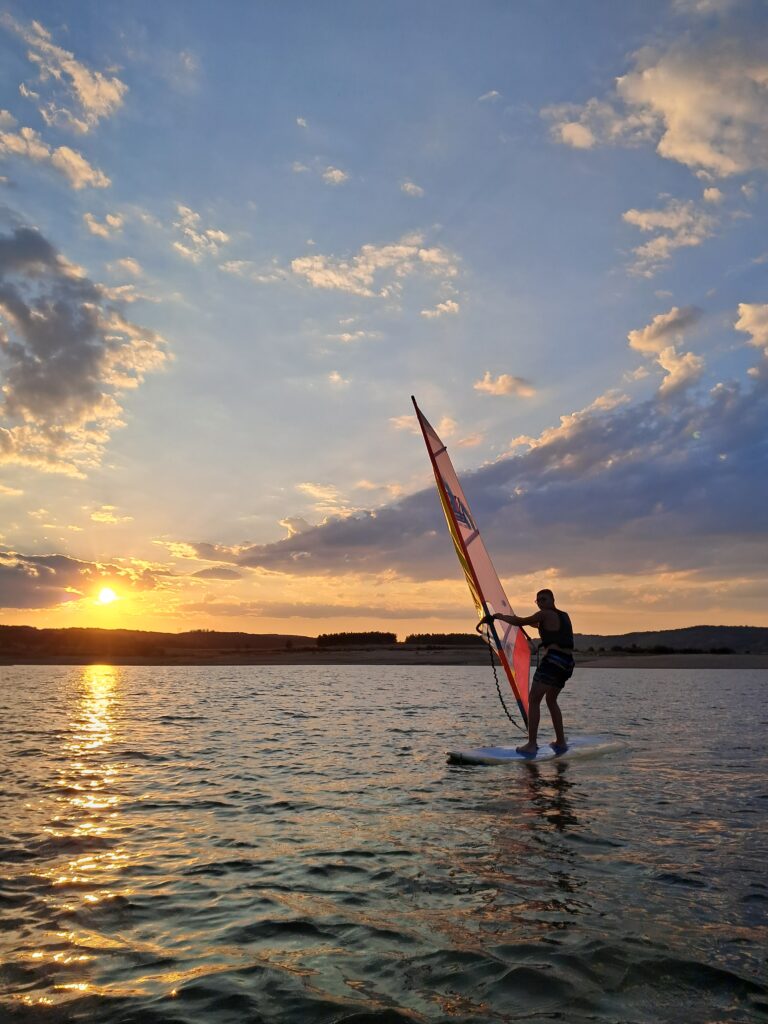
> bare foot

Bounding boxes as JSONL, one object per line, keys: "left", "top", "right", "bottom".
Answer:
{"left": 549, "top": 741, "right": 568, "bottom": 753}
{"left": 516, "top": 742, "right": 538, "bottom": 756}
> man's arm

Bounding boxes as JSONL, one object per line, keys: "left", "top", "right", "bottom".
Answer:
{"left": 482, "top": 611, "right": 542, "bottom": 628}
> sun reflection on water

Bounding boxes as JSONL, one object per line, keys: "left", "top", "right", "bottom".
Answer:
{"left": 72, "top": 664, "right": 117, "bottom": 750}
{"left": 16, "top": 666, "right": 134, "bottom": 1005}
{"left": 50, "top": 665, "right": 122, "bottom": 840}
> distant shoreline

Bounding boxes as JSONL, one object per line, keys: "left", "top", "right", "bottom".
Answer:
{"left": 1, "top": 651, "right": 767, "bottom": 669}
{"left": 576, "top": 653, "right": 768, "bottom": 669}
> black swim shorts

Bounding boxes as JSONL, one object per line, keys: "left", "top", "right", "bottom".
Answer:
{"left": 533, "top": 650, "right": 575, "bottom": 689}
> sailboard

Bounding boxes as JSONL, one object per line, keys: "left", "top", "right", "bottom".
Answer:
{"left": 447, "top": 736, "right": 624, "bottom": 765}
{"left": 412, "top": 396, "right": 531, "bottom": 724}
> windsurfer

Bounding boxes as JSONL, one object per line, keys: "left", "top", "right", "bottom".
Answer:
{"left": 483, "top": 589, "right": 574, "bottom": 756}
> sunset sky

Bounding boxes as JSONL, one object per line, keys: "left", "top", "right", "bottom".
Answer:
{"left": 1, "top": 0, "right": 767, "bottom": 637}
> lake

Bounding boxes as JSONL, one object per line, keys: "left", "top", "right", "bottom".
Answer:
{"left": 1, "top": 665, "right": 766, "bottom": 1023}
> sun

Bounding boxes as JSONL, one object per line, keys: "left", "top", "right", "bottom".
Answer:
{"left": 97, "top": 587, "right": 119, "bottom": 605}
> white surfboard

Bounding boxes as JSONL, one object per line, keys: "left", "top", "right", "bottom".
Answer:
{"left": 447, "top": 735, "right": 623, "bottom": 765}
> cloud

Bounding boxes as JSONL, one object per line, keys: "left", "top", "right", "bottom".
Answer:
{"left": 0, "top": 222, "right": 169, "bottom": 475}
{"left": 735, "top": 302, "right": 768, "bottom": 354}
{"left": 84, "top": 212, "right": 123, "bottom": 238}
{"left": 0, "top": 110, "right": 17, "bottom": 129}
{"left": 508, "top": 390, "right": 629, "bottom": 450}
{"left": 219, "top": 258, "right": 288, "bottom": 284}
{"left": 296, "top": 481, "right": 361, "bottom": 520}
{"left": 656, "top": 346, "right": 705, "bottom": 394}
{"left": 478, "top": 90, "right": 501, "bottom": 102}
{"left": 280, "top": 516, "right": 311, "bottom": 537}
{"left": 172, "top": 204, "right": 229, "bottom": 262}
{"left": 2, "top": 15, "right": 127, "bottom": 134}
{"left": 143, "top": 48, "right": 201, "bottom": 96}
{"left": 543, "top": 36, "right": 768, "bottom": 178}
{"left": 390, "top": 412, "right": 456, "bottom": 437}
{"left": 627, "top": 306, "right": 704, "bottom": 393}
{"left": 298, "top": 483, "right": 338, "bottom": 502}
{"left": 192, "top": 566, "right": 242, "bottom": 580}
{"left": 401, "top": 181, "right": 425, "bottom": 197}
{"left": 89, "top": 505, "right": 133, "bottom": 524}
{"left": 627, "top": 306, "right": 701, "bottom": 354}
{"left": 555, "top": 121, "right": 596, "bottom": 149}
{"left": 672, "top": 0, "right": 738, "bottom": 14}
{"left": 474, "top": 371, "right": 536, "bottom": 397}
{"left": 418, "top": 247, "right": 457, "bottom": 272}
{"left": 325, "top": 329, "right": 379, "bottom": 343}
{"left": 421, "top": 299, "right": 460, "bottom": 319}
{"left": 355, "top": 478, "right": 404, "bottom": 499}
{"left": 390, "top": 413, "right": 421, "bottom": 435}
{"left": 328, "top": 370, "right": 350, "bottom": 386}
{"left": 296, "top": 117, "right": 308, "bottom": 128}
{"left": 178, "top": 50, "right": 199, "bottom": 73}
{"left": 322, "top": 166, "right": 349, "bottom": 185}
{"left": 622, "top": 198, "right": 716, "bottom": 276}
{"left": 437, "top": 417, "right": 457, "bottom": 438}
{"left": 702, "top": 186, "right": 724, "bottom": 204}
{"left": 155, "top": 540, "right": 200, "bottom": 560}
{"left": 456, "top": 433, "right": 485, "bottom": 448}
{"left": 624, "top": 366, "right": 651, "bottom": 383}
{"left": 291, "top": 233, "right": 459, "bottom": 299}
{"left": 97, "top": 283, "right": 145, "bottom": 304}
{"left": 543, "top": 97, "right": 656, "bottom": 150}
{"left": 0, "top": 550, "right": 156, "bottom": 610}
{"left": 0, "top": 125, "right": 110, "bottom": 189}
{"left": 109, "top": 257, "right": 143, "bottom": 278}
{"left": 220, "top": 259, "right": 253, "bottom": 276}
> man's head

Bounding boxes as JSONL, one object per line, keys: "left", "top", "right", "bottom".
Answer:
{"left": 536, "top": 588, "right": 555, "bottom": 609}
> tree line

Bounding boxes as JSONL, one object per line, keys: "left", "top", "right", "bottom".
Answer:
{"left": 317, "top": 632, "right": 397, "bottom": 647}
{"left": 404, "top": 633, "right": 484, "bottom": 646}
{"left": 316, "top": 632, "right": 486, "bottom": 647}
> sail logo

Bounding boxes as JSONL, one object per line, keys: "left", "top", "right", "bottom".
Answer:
{"left": 444, "top": 483, "right": 476, "bottom": 531}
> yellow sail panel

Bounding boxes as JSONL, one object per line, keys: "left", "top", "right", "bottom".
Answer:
{"left": 437, "top": 486, "right": 484, "bottom": 616}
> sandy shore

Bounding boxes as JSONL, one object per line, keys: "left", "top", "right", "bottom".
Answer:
{"left": 1, "top": 651, "right": 767, "bottom": 668}
{"left": 577, "top": 653, "right": 768, "bottom": 669}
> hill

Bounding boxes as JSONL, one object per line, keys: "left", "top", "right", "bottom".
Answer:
{"left": 575, "top": 625, "right": 768, "bottom": 655}
{"left": 0, "top": 625, "right": 316, "bottom": 658}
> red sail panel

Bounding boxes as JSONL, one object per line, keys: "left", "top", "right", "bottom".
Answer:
{"left": 413, "top": 398, "right": 530, "bottom": 720}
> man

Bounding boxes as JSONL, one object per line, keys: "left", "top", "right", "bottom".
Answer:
{"left": 482, "top": 589, "right": 574, "bottom": 756}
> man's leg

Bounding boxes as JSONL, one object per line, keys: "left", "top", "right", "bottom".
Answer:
{"left": 545, "top": 686, "right": 567, "bottom": 749}
{"left": 516, "top": 681, "right": 546, "bottom": 754}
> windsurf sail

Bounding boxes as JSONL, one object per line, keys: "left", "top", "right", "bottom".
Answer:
{"left": 412, "top": 396, "right": 530, "bottom": 723}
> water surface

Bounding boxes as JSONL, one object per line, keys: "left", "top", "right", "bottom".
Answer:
{"left": 1, "top": 665, "right": 765, "bottom": 1022}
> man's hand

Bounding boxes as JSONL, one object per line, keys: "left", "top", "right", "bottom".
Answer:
{"left": 479, "top": 613, "right": 495, "bottom": 627}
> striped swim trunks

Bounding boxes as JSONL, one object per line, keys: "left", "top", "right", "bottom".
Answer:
{"left": 533, "top": 650, "right": 575, "bottom": 689}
